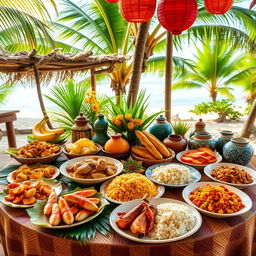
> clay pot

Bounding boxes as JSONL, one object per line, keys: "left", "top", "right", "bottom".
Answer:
{"left": 163, "top": 135, "right": 187, "bottom": 154}
{"left": 104, "top": 133, "right": 130, "bottom": 154}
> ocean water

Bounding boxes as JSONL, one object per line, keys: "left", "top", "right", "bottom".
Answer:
{"left": 1, "top": 79, "right": 247, "bottom": 119}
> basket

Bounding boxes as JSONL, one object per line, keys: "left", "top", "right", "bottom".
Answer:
{"left": 132, "top": 148, "right": 175, "bottom": 168}
{"left": 63, "top": 144, "right": 102, "bottom": 159}
{"left": 11, "top": 149, "right": 63, "bottom": 165}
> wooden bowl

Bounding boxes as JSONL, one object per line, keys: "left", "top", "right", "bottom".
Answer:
{"left": 11, "top": 149, "right": 62, "bottom": 165}
{"left": 63, "top": 144, "right": 102, "bottom": 159}
{"left": 102, "top": 148, "right": 131, "bottom": 160}
{"left": 132, "top": 148, "right": 175, "bottom": 168}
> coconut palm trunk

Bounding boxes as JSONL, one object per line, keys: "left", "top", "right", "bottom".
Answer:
{"left": 241, "top": 101, "right": 256, "bottom": 138}
{"left": 127, "top": 21, "right": 151, "bottom": 106}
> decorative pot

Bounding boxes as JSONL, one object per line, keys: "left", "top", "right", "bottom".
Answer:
{"left": 189, "top": 119, "right": 206, "bottom": 138}
{"left": 104, "top": 133, "right": 130, "bottom": 154}
{"left": 215, "top": 130, "right": 234, "bottom": 156}
{"left": 149, "top": 115, "right": 172, "bottom": 141}
{"left": 189, "top": 131, "right": 216, "bottom": 150}
{"left": 223, "top": 138, "right": 254, "bottom": 166}
{"left": 163, "top": 135, "right": 187, "bottom": 154}
{"left": 92, "top": 114, "right": 110, "bottom": 146}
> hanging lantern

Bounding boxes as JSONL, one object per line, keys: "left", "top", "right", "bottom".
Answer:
{"left": 120, "top": 0, "right": 156, "bottom": 23}
{"left": 105, "top": 0, "right": 118, "bottom": 3}
{"left": 157, "top": 0, "right": 198, "bottom": 35}
{"left": 204, "top": 0, "right": 234, "bottom": 14}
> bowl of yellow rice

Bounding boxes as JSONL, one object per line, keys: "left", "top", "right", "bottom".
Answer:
{"left": 100, "top": 173, "right": 165, "bottom": 204}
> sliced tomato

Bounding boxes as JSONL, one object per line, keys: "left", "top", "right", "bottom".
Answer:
{"left": 207, "top": 158, "right": 217, "bottom": 163}
{"left": 186, "top": 151, "right": 207, "bottom": 157}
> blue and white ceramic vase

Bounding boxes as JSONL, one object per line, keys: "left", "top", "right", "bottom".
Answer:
{"left": 189, "top": 131, "right": 216, "bottom": 150}
{"left": 223, "top": 138, "right": 254, "bottom": 166}
{"left": 215, "top": 130, "right": 234, "bottom": 156}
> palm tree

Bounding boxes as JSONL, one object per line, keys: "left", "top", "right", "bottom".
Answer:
{"left": 0, "top": 0, "right": 57, "bottom": 50}
{"left": 0, "top": 84, "right": 12, "bottom": 105}
{"left": 172, "top": 40, "right": 253, "bottom": 103}
{"left": 52, "top": 0, "right": 256, "bottom": 103}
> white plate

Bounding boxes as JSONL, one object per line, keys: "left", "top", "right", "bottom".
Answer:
{"left": 100, "top": 178, "right": 165, "bottom": 204}
{"left": 110, "top": 198, "right": 202, "bottom": 243}
{"left": 204, "top": 163, "right": 256, "bottom": 189}
{"left": 7, "top": 165, "right": 60, "bottom": 183}
{"left": 182, "top": 181, "right": 252, "bottom": 218}
{"left": 145, "top": 163, "right": 201, "bottom": 188}
{"left": 60, "top": 155, "right": 123, "bottom": 185}
{"left": 0, "top": 178, "right": 62, "bottom": 208}
{"left": 176, "top": 150, "right": 222, "bottom": 169}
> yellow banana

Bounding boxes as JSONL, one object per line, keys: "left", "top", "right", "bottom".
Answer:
{"left": 32, "top": 119, "right": 60, "bottom": 141}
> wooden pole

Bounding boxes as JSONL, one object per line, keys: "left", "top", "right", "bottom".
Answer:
{"left": 127, "top": 21, "right": 151, "bottom": 106}
{"left": 91, "top": 68, "right": 96, "bottom": 92}
{"left": 33, "top": 65, "right": 53, "bottom": 129}
{"left": 165, "top": 31, "right": 173, "bottom": 122}
{"left": 241, "top": 101, "right": 256, "bottom": 138}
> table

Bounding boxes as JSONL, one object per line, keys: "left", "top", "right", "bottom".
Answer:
{"left": 0, "top": 110, "right": 19, "bottom": 148}
{"left": 0, "top": 160, "right": 256, "bottom": 256}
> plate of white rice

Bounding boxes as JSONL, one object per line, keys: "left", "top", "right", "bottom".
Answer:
{"left": 145, "top": 163, "right": 201, "bottom": 188}
{"left": 110, "top": 198, "right": 202, "bottom": 243}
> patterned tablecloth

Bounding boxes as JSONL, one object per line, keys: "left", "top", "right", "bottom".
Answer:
{"left": 0, "top": 160, "right": 256, "bottom": 256}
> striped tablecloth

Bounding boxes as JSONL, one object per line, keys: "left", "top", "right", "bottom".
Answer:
{"left": 0, "top": 160, "right": 256, "bottom": 256}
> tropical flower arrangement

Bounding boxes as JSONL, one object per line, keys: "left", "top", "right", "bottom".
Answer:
{"left": 108, "top": 90, "right": 163, "bottom": 145}
{"left": 84, "top": 90, "right": 100, "bottom": 114}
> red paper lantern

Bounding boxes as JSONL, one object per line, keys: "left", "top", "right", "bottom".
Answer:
{"left": 120, "top": 0, "right": 156, "bottom": 23}
{"left": 204, "top": 0, "right": 234, "bottom": 14}
{"left": 157, "top": 0, "right": 198, "bottom": 35}
{"left": 105, "top": 0, "right": 118, "bottom": 3}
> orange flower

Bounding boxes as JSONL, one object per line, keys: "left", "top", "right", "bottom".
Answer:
{"left": 127, "top": 122, "right": 135, "bottom": 130}
{"left": 92, "top": 103, "right": 100, "bottom": 114}
{"left": 115, "top": 120, "right": 122, "bottom": 126}
{"left": 116, "top": 114, "right": 124, "bottom": 121}
{"left": 133, "top": 119, "right": 143, "bottom": 126}
{"left": 125, "top": 113, "right": 132, "bottom": 121}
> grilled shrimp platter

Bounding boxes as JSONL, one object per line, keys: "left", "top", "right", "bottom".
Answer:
{"left": 26, "top": 187, "right": 109, "bottom": 229}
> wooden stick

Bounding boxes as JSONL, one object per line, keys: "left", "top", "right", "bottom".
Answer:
{"left": 91, "top": 69, "right": 96, "bottom": 92}
{"left": 33, "top": 65, "right": 53, "bottom": 129}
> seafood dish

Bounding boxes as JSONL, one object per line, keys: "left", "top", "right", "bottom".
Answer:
{"left": 43, "top": 189, "right": 102, "bottom": 226}
{"left": 17, "top": 141, "right": 61, "bottom": 158}
{"left": 4, "top": 180, "right": 54, "bottom": 206}
{"left": 66, "top": 156, "right": 118, "bottom": 179}
{"left": 9, "top": 164, "right": 57, "bottom": 182}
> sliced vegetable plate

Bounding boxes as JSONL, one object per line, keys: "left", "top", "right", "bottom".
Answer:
{"left": 182, "top": 181, "right": 252, "bottom": 218}
{"left": 100, "top": 179, "right": 165, "bottom": 204}
{"left": 145, "top": 163, "right": 201, "bottom": 188}
{"left": 0, "top": 178, "right": 62, "bottom": 208}
{"left": 7, "top": 165, "right": 60, "bottom": 183}
{"left": 26, "top": 187, "right": 109, "bottom": 229}
{"left": 176, "top": 149, "right": 222, "bottom": 168}
{"left": 110, "top": 198, "right": 202, "bottom": 243}
{"left": 204, "top": 163, "right": 256, "bottom": 189}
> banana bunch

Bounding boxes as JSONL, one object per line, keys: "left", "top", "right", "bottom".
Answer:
{"left": 32, "top": 118, "right": 65, "bottom": 141}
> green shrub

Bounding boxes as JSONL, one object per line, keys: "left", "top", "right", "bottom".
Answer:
{"left": 190, "top": 99, "right": 243, "bottom": 122}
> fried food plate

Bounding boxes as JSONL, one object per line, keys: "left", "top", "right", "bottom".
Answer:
{"left": 110, "top": 198, "right": 202, "bottom": 243}
{"left": 204, "top": 163, "right": 256, "bottom": 189}
{"left": 0, "top": 178, "right": 62, "bottom": 208}
{"left": 100, "top": 179, "right": 165, "bottom": 204}
{"left": 182, "top": 181, "right": 252, "bottom": 218}
{"left": 60, "top": 156, "right": 123, "bottom": 185}
{"left": 7, "top": 165, "right": 60, "bottom": 183}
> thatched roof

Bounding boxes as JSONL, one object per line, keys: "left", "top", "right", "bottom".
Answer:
{"left": 0, "top": 48, "right": 129, "bottom": 81}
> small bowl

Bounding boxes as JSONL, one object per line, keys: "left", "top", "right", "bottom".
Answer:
{"left": 11, "top": 149, "right": 62, "bottom": 165}
{"left": 59, "top": 155, "right": 123, "bottom": 185}
{"left": 63, "top": 144, "right": 102, "bottom": 159}
{"left": 102, "top": 148, "right": 130, "bottom": 160}
{"left": 176, "top": 150, "right": 222, "bottom": 170}
{"left": 132, "top": 148, "right": 175, "bottom": 168}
